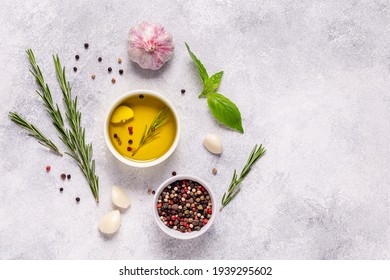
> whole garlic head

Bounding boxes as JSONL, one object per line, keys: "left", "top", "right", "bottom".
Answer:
{"left": 128, "top": 22, "right": 174, "bottom": 70}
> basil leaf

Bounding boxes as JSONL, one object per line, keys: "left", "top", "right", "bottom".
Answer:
{"left": 198, "top": 71, "right": 224, "bottom": 98}
{"left": 207, "top": 93, "right": 244, "bottom": 133}
{"left": 209, "top": 71, "right": 224, "bottom": 91}
{"left": 185, "top": 42, "right": 208, "bottom": 84}
{"left": 199, "top": 80, "right": 213, "bottom": 98}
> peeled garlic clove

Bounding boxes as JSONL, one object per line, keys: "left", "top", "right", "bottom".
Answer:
{"left": 111, "top": 105, "right": 134, "bottom": 124}
{"left": 112, "top": 185, "right": 131, "bottom": 209}
{"left": 99, "top": 210, "right": 121, "bottom": 234}
{"left": 128, "top": 22, "right": 174, "bottom": 70}
{"left": 203, "top": 134, "right": 223, "bottom": 154}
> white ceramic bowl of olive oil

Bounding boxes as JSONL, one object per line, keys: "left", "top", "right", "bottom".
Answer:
{"left": 104, "top": 89, "right": 180, "bottom": 168}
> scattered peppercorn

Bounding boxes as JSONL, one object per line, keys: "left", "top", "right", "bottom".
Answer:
{"left": 128, "top": 139, "right": 133, "bottom": 144}
{"left": 172, "top": 171, "right": 177, "bottom": 176}
{"left": 98, "top": 57, "right": 102, "bottom": 62}
{"left": 114, "top": 133, "right": 118, "bottom": 138}
{"left": 108, "top": 67, "right": 112, "bottom": 72}
{"left": 152, "top": 190, "right": 156, "bottom": 195}
{"left": 118, "top": 58, "right": 122, "bottom": 64}
{"left": 212, "top": 168, "right": 217, "bottom": 175}
{"left": 181, "top": 89, "right": 186, "bottom": 94}
{"left": 127, "top": 147, "right": 132, "bottom": 151}
{"left": 91, "top": 74, "right": 96, "bottom": 79}
{"left": 75, "top": 55, "right": 79, "bottom": 60}
{"left": 156, "top": 179, "right": 212, "bottom": 233}
{"left": 139, "top": 94, "right": 144, "bottom": 99}
{"left": 84, "top": 43, "right": 89, "bottom": 49}
{"left": 61, "top": 173, "right": 66, "bottom": 180}
{"left": 67, "top": 174, "right": 71, "bottom": 180}
{"left": 73, "top": 67, "right": 77, "bottom": 72}
{"left": 60, "top": 188, "right": 63, "bottom": 192}
{"left": 119, "top": 69, "right": 124, "bottom": 75}
{"left": 111, "top": 78, "right": 116, "bottom": 84}
{"left": 46, "top": 166, "right": 51, "bottom": 172}
{"left": 76, "top": 197, "right": 80, "bottom": 202}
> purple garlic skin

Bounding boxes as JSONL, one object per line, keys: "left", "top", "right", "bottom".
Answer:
{"left": 128, "top": 22, "right": 175, "bottom": 70}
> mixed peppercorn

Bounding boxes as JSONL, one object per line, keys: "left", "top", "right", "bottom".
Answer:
{"left": 45, "top": 166, "right": 79, "bottom": 203}
{"left": 113, "top": 126, "right": 134, "bottom": 151}
{"left": 73, "top": 44, "right": 123, "bottom": 83}
{"left": 157, "top": 179, "right": 212, "bottom": 233}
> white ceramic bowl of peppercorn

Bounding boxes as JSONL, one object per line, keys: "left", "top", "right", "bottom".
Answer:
{"left": 104, "top": 89, "right": 180, "bottom": 168}
{"left": 153, "top": 175, "right": 216, "bottom": 240}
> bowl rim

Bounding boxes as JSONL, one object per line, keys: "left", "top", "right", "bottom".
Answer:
{"left": 153, "top": 174, "right": 217, "bottom": 240}
{"left": 104, "top": 89, "right": 180, "bottom": 168}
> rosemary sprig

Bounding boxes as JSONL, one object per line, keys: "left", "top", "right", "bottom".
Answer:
{"left": 26, "top": 49, "right": 76, "bottom": 154}
{"left": 132, "top": 107, "right": 169, "bottom": 156}
{"left": 53, "top": 54, "right": 99, "bottom": 202}
{"left": 26, "top": 49, "right": 99, "bottom": 202}
{"left": 8, "top": 112, "right": 62, "bottom": 156}
{"left": 220, "top": 144, "right": 266, "bottom": 211}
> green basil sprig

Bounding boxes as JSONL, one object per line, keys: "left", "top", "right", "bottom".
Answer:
{"left": 185, "top": 43, "right": 244, "bottom": 133}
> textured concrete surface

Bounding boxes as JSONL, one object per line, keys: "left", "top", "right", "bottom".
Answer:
{"left": 1, "top": 0, "right": 390, "bottom": 260}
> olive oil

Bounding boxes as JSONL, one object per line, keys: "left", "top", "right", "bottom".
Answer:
{"left": 108, "top": 94, "right": 177, "bottom": 162}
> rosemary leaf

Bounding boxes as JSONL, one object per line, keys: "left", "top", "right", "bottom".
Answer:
{"left": 8, "top": 112, "right": 62, "bottom": 156}
{"left": 220, "top": 144, "right": 266, "bottom": 211}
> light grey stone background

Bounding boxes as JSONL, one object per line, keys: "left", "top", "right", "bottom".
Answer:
{"left": 0, "top": 0, "right": 390, "bottom": 260}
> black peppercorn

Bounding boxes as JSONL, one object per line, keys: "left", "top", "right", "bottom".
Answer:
{"left": 172, "top": 171, "right": 177, "bottom": 176}
{"left": 119, "top": 69, "right": 124, "bottom": 75}
{"left": 75, "top": 55, "right": 79, "bottom": 60}
{"left": 73, "top": 67, "right": 77, "bottom": 72}
{"left": 128, "top": 139, "right": 133, "bottom": 144}
{"left": 76, "top": 197, "right": 80, "bottom": 202}
{"left": 114, "top": 133, "right": 118, "bottom": 138}
{"left": 139, "top": 94, "right": 144, "bottom": 99}
{"left": 61, "top": 173, "right": 66, "bottom": 180}
{"left": 98, "top": 57, "right": 102, "bottom": 62}
{"left": 108, "top": 67, "right": 112, "bottom": 72}
{"left": 84, "top": 43, "right": 89, "bottom": 49}
{"left": 181, "top": 89, "right": 185, "bottom": 94}
{"left": 60, "top": 188, "right": 63, "bottom": 192}
{"left": 67, "top": 174, "right": 71, "bottom": 180}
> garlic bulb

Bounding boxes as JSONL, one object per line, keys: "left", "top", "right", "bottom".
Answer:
{"left": 112, "top": 185, "right": 131, "bottom": 209}
{"left": 203, "top": 134, "right": 223, "bottom": 154}
{"left": 99, "top": 210, "right": 121, "bottom": 234}
{"left": 128, "top": 22, "right": 174, "bottom": 70}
